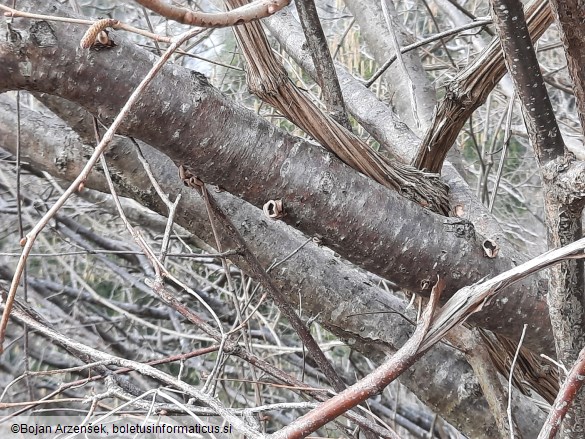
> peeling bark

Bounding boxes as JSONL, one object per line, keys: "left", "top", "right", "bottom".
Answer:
{"left": 413, "top": 0, "right": 552, "bottom": 173}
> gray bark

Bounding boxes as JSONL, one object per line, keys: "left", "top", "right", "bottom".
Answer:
{"left": 0, "top": 1, "right": 556, "bottom": 356}
{"left": 343, "top": 0, "right": 436, "bottom": 135}
{"left": 0, "top": 93, "right": 546, "bottom": 438}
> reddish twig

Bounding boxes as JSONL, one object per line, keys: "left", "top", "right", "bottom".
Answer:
{"left": 270, "top": 278, "right": 444, "bottom": 439}
{"left": 135, "top": 0, "right": 290, "bottom": 27}
{"left": 538, "top": 346, "right": 585, "bottom": 439}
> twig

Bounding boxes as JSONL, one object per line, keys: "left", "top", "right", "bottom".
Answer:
{"left": 131, "top": 138, "right": 181, "bottom": 264}
{"left": 270, "top": 278, "right": 444, "bottom": 439}
{"left": 332, "top": 17, "right": 355, "bottom": 60}
{"left": 0, "top": 4, "right": 172, "bottom": 45}
{"left": 365, "top": 18, "right": 492, "bottom": 87}
{"left": 488, "top": 93, "right": 515, "bottom": 212}
{"left": 508, "top": 324, "right": 527, "bottom": 439}
{"left": 136, "top": 0, "right": 290, "bottom": 27}
{"left": 182, "top": 177, "right": 347, "bottom": 393}
{"left": 2, "top": 299, "right": 264, "bottom": 438}
{"left": 538, "top": 346, "right": 585, "bottom": 439}
{"left": 381, "top": 0, "right": 421, "bottom": 130}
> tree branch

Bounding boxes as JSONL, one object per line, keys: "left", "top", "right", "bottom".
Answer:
{"left": 135, "top": 0, "right": 289, "bottom": 28}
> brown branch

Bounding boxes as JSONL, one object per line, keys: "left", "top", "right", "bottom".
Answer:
{"left": 488, "top": 0, "right": 565, "bottom": 165}
{"left": 270, "top": 278, "right": 444, "bottom": 439}
{"left": 295, "top": 0, "right": 351, "bottom": 129}
{"left": 489, "top": 1, "right": 585, "bottom": 437}
{"left": 273, "top": 233, "right": 585, "bottom": 438}
{"left": 0, "top": 94, "right": 543, "bottom": 437}
{"left": 413, "top": 0, "right": 553, "bottom": 172}
{"left": 0, "top": 23, "right": 204, "bottom": 353}
{"left": 0, "top": 1, "right": 558, "bottom": 357}
{"left": 538, "top": 346, "right": 585, "bottom": 439}
{"left": 135, "top": 0, "right": 289, "bottom": 28}
{"left": 226, "top": 0, "right": 449, "bottom": 214}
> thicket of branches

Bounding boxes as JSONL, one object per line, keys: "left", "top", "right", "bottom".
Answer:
{"left": 2, "top": 0, "right": 585, "bottom": 438}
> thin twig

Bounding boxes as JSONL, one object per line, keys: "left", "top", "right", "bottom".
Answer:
{"left": 270, "top": 278, "right": 444, "bottom": 439}
{"left": 136, "top": 0, "right": 290, "bottom": 27}
{"left": 365, "top": 18, "right": 492, "bottom": 87}
{"left": 508, "top": 324, "right": 527, "bottom": 439}
{"left": 186, "top": 179, "right": 347, "bottom": 393}
{"left": 0, "top": 4, "right": 172, "bottom": 44}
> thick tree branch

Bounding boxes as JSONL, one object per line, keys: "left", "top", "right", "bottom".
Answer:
{"left": 0, "top": 0, "right": 555, "bottom": 355}
{"left": 489, "top": 0, "right": 585, "bottom": 436}
{"left": 223, "top": 0, "right": 449, "bottom": 215}
{"left": 0, "top": 94, "right": 546, "bottom": 438}
{"left": 413, "top": 0, "right": 553, "bottom": 172}
{"left": 548, "top": 1, "right": 585, "bottom": 134}
{"left": 263, "top": 8, "right": 556, "bottom": 357}
{"left": 343, "top": 0, "right": 436, "bottom": 134}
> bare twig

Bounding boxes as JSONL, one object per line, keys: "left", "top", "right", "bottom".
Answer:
{"left": 180, "top": 172, "right": 347, "bottom": 393}
{"left": 538, "top": 346, "right": 585, "bottom": 439}
{"left": 135, "top": 0, "right": 290, "bottom": 27}
{"left": 0, "top": 4, "right": 172, "bottom": 45}
{"left": 508, "top": 324, "right": 527, "bottom": 439}
{"left": 365, "top": 18, "right": 492, "bottom": 88}
{"left": 381, "top": 0, "right": 421, "bottom": 130}
{"left": 270, "top": 279, "right": 444, "bottom": 439}
{"left": 1, "top": 299, "right": 264, "bottom": 438}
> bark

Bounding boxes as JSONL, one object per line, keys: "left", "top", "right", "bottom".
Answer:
{"left": 489, "top": 0, "right": 585, "bottom": 436}
{"left": 0, "top": 1, "right": 558, "bottom": 356}
{"left": 225, "top": 0, "right": 450, "bottom": 214}
{"left": 413, "top": 0, "right": 552, "bottom": 172}
{"left": 548, "top": 2, "right": 585, "bottom": 135}
{"left": 264, "top": 6, "right": 555, "bottom": 356}
{"left": 294, "top": 0, "right": 350, "bottom": 129}
{"left": 343, "top": 0, "right": 436, "bottom": 135}
{"left": 0, "top": 94, "right": 546, "bottom": 438}
{"left": 264, "top": 8, "right": 422, "bottom": 162}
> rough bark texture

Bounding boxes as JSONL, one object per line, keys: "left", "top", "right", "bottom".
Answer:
{"left": 542, "top": 159, "right": 585, "bottom": 438}
{"left": 264, "top": 8, "right": 422, "bottom": 162}
{"left": 0, "top": 1, "right": 557, "bottom": 355}
{"left": 225, "top": 0, "right": 450, "bottom": 215}
{"left": 549, "top": 0, "right": 585, "bottom": 133}
{"left": 0, "top": 94, "right": 546, "bottom": 438}
{"left": 489, "top": 0, "right": 585, "bottom": 436}
{"left": 264, "top": 9, "right": 517, "bottom": 247}
{"left": 413, "top": 0, "right": 552, "bottom": 172}
{"left": 294, "top": 0, "right": 350, "bottom": 129}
